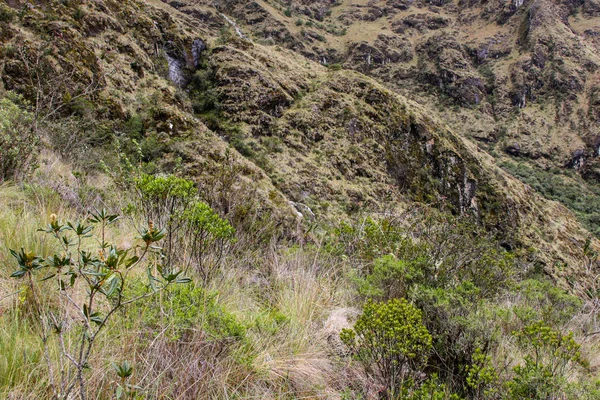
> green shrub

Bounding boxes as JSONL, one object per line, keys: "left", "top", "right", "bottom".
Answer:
{"left": 126, "top": 282, "right": 245, "bottom": 341}
{"left": 412, "top": 282, "right": 495, "bottom": 394}
{"left": 341, "top": 299, "right": 432, "bottom": 397}
{"left": 507, "top": 322, "right": 586, "bottom": 399}
{"left": 134, "top": 173, "right": 196, "bottom": 225}
{"left": 189, "top": 66, "right": 220, "bottom": 115}
{"left": 133, "top": 173, "right": 236, "bottom": 282}
{"left": 0, "top": 93, "right": 39, "bottom": 182}
{"left": 182, "top": 201, "right": 236, "bottom": 282}
{"left": 500, "top": 161, "right": 600, "bottom": 236}
{"left": 406, "top": 374, "right": 461, "bottom": 399}
{"left": 465, "top": 348, "right": 498, "bottom": 399}
{"left": 355, "top": 254, "right": 425, "bottom": 300}
{"left": 512, "top": 279, "right": 582, "bottom": 325}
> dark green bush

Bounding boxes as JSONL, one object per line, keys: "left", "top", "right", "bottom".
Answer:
{"left": 189, "top": 66, "right": 220, "bottom": 115}
{"left": 341, "top": 298, "right": 432, "bottom": 397}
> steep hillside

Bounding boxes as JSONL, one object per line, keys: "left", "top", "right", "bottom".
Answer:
{"left": 3, "top": 0, "right": 600, "bottom": 399}
{"left": 1, "top": 0, "right": 597, "bottom": 270}
{"left": 203, "top": 0, "right": 600, "bottom": 236}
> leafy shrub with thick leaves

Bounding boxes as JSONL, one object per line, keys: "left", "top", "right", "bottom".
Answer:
{"left": 340, "top": 298, "right": 432, "bottom": 397}
{"left": 10, "top": 209, "right": 189, "bottom": 400}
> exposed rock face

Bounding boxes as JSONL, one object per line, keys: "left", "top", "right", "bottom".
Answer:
{"left": 164, "top": 39, "right": 207, "bottom": 87}
{"left": 506, "top": 143, "right": 521, "bottom": 156}
{"left": 392, "top": 13, "right": 451, "bottom": 33}
{"left": 166, "top": 52, "right": 188, "bottom": 87}
{"left": 569, "top": 149, "right": 586, "bottom": 169}
{"left": 417, "top": 34, "right": 485, "bottom": 105}
{"left": 345, "top": 35, "right": 413, "bottom": 72}
{"left": 192, "top": 39, "right": 207, "bottom": 68}
{"left": 593, "top": 136, "right": 600, "bottom": 156}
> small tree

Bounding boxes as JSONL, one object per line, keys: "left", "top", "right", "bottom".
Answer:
{"left": 341, "top": 298, "right": 432, "bottom": 397}
{"left": 133, "top": 173, "right": 235, "bottom": 282}
{"left": 183, "top": 201, "right": 235, "bottom": 282}
{"left": 10, "top": 209, "right": 189, "bottom": 400}
{"left": 134, "top": 173, "right": 196, "bottom": 269}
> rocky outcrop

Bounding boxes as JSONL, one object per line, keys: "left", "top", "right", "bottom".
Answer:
{"left": 392, "top": 13, "right": 451, "bottom": 33}
{"left": 345, "top": 35, "right": 413, "bottom": 72}
{"left": 164, "top": 39, "right": 207, "bottom": 87}
{"left": 417, "top": 33, "right": 486, "bottom": 105}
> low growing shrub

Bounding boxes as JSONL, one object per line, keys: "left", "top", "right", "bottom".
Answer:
{"left": 341, "top": 298, "right": 432, "bottom": 397}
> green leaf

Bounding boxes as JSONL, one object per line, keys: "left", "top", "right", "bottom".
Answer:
{"left": 102, "top": 276, "right": 119, "bottom": 297}
{"left": 10, "top": 270, "right": 26, "bottom": 278}
{"left": 90, "top": 312, "right": 104, "bottom": 325}
{"left": 125, "top": 256, "right": 139, "bottom": 268}
{"left": 40, "top": 273, "right": 56, "bottom": 281}
{"left": 81, "top": 270, "right": 107, "bottom": 277}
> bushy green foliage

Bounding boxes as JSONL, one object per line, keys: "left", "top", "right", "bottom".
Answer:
{"left": 334, "top": 212, "right": 520, "bottom": 395}
{"left": 332, "top": 211, "right": 515, "bottom": 296}
{"left": 133, "top": 173, "right": 236, "bottom": 281}
{"left": 406, "top": 374, "right": 462, "bottom": 400}
{"left": 134, "top": 173, "right": 196, "bottom": 263}
{"left": 0, "top": 93, "right": 39, "bottom": 182}
{"left": 127, "top": 282, "right": 245, "bottom": 341}
{"left": 507, "top": 322, "right": 586, "bottom": 399}
{"left": 412, "top": 281, "right": 495, "bottom": 394}
{"left": 500, "top": 161, "right": 600, "bottom": 236}
{"left": 341, "top": 298, "right": 432, "bottom": 397}
{"left": 183, "top": 201, "right": 236, "bottom": 282}
{"left": 189, "top": 67, "right": 220, "bottom": 115}
{"left": 466, "top": 348, "right": 498, "bottom": 399}
{"left": 355, "top": 254, "right": 425, "bottom": 300}
{"left": 512, "top": 278, "right": 582, "bottom": 325}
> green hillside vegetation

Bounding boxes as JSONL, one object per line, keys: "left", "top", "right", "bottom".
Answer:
{"left": 500, "top": 160, "right": 600, "bottom": 237}
{"left": 1, "top": 0, "right": 600, "bottom": 398}
{"left": 0, "top": 162, "right": 599, "bottom": 398}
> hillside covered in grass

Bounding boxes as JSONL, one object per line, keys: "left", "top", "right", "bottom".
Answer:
{"left": 1, "top": 0, "right": 600, "bottom": 398}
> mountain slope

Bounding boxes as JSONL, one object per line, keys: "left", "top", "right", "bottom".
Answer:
{"left": 0, "top": 0, "right": 597, "bottom": 271}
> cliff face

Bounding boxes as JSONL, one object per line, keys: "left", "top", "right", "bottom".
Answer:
{"left": 0, "top": 0, "right": 597, "bottom": 272}
{"left": 211, "top": 0, "right": 600, "bottom": 168}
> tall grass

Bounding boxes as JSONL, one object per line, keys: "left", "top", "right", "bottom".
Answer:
{"left": 2, "top": 178, "right": 600, "bottom": 399}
